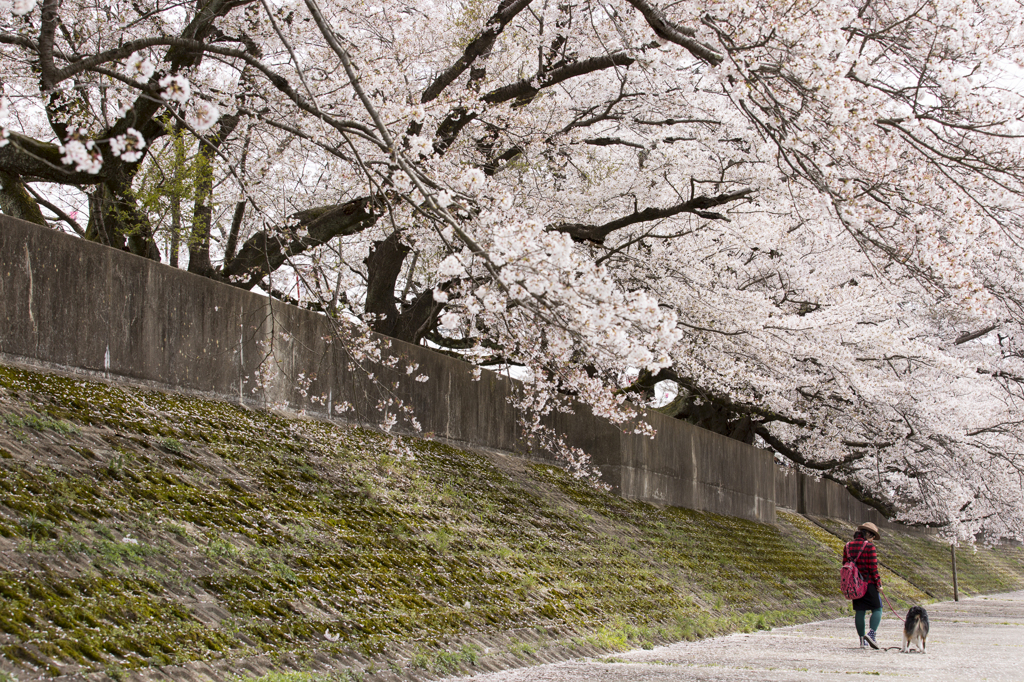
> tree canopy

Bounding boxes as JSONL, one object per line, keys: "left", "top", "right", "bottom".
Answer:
{"left": 3, "top": 0, "right": 1024, "bottom": 540}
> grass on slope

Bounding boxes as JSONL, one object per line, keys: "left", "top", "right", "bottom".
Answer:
{"left": 0, "top": 363, "right": 1022, "bottom": 681}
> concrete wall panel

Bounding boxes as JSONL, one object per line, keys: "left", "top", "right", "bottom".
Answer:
{"left": 776, "top": 468, "right": 800, "bottom": 510}
{"left": 1, "top": 221, "right": 112, "bottom": 372}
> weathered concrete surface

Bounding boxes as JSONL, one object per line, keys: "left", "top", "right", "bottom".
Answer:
{"left": 450, "top": 590, "right": 1024, "bottom": 682}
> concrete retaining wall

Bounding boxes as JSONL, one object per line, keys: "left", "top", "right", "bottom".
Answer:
{"left": 1, "top": 215, "right": 900, "bottom": 529}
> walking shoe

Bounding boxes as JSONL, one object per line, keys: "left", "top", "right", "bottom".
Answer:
{"left": 859, "top": 636, "right": 867, "bottom": 649}
{"left": 864, "top": 630, "right": 879, "bottom": 649}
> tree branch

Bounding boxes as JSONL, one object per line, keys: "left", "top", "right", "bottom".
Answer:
{"left": 421, "top": 0, "right": 534, "bottom": 103}
{"left": 0, "top": 132, "right": 106, "bottom": 184}
{"left": 955, "top": 323, "right": 999, "bottom": 345}
{"left": 482, "top": 51, "right": 637, "bottom": 104}
{"left": 222, "top": 197, "right": 378, "bottom": 289}
{"left": 622, "top": 0, "right": 723, "bottom": 65}
{"left": 552, "top": 188, "right": 753, "bottom": 244}
{"left": 0, "top": 172, "right": 47, "bottom": 226}
{"left": 754, "top": 425, "right": 867, "bottom": 470}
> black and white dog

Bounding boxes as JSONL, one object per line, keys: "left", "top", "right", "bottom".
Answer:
{"left": 902, "top": 606, "right": 929, "bottom": 653}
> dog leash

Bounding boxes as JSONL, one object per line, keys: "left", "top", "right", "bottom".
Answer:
{"left": 881, "top": 591, "right": 905, "bottom": 622}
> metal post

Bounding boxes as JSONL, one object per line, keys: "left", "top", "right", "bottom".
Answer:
{"left": 951, "top": 544, "right": 959, "bottom": 602}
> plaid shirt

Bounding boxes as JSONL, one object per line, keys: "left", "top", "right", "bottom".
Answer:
{"left": 843, "top": 538, "right": 881, "bottom": 587}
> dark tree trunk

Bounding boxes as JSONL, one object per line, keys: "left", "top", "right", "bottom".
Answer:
{"left": 656, "top": 393, "right": 756, "bottom": 445}
{"left": 169, "top": 194, "right": 181, "bottom": 268}
{"left": 84, "top": 186, "right": 127, "bottom": 250}
{"left": 394, "top": 288, "right": 448, "bottom": 343}
{"left": 365, "top": 232, "right": 411, "bottom": 336}
{"left": 187, "top": 165, "right": 216, "bottom": 277}
{"left": 189, "top": 115, "right": 241, "bottom": 278}
{"left": 0, "top": 172, "right": 47, "bottom": 226}
{"left": 364, "top": 232, "right": 448, "bottom": 343}
{"left": 224, "top": 200, "right": 246, "bottom": 263}
{"left": 84, "top": 171, "right": 161, "bottom": 261}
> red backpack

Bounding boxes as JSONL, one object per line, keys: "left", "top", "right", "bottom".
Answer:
{"left": 840, "top": 542, "right": 868, "bottom": 599}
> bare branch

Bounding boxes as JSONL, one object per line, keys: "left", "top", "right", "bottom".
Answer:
{"left": 955, "top": 323, "right": 999, "bottom": 345}
{"left": 552, "top": 188, "right": 753, "bottom": 244}
{"left": 483, "top": 51, "right": 637, "bottom": 104}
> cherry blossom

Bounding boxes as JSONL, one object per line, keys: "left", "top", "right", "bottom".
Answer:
{"left": 125, "top": 53, "right": 155, "bottom": 81}
{"left": 407, "top": 135, "right": 433, "bottom": 157}
{"left": 392, "top": 171, "right": 413, "bottom": 194}
{"left": 108, "top": 129, "right": 146, "bottom": 162}
{"left": 158, "top": 75, "right": 191, "bottom": 105}
{"left": 188, "top": 101, "right": 220, "bottom": 132}
{"left": 457, "top": 168, "right": 486, "bottom": 194}
{"left": 11, "top": 0, "right": 36, "bottom": 15}
{"left": 59, "top": 139, "right": 102, "bottom": 174}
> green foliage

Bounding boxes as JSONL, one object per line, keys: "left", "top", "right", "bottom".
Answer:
{"left": 159, "top": 437, "right": 185, "bottom": 453}
{"left": 2, "top": 412, "right": 79, "bottom": 437}
{"left": 229, "top": 673, "right": 364, "bottom": 682}
{"left": 410, "top": 643, "right": 481, "bottom": 674}
{"left": 132, "top": 125, "right": 215, "bottom": 249}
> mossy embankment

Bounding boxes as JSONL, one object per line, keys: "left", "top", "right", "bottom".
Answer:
{"left": 1, "top": 363, "right": 1023, "bottom": 682}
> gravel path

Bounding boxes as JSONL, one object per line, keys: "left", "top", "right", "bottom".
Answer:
{"left": 448, "top": 590, "right": 1024, "bottom": 682}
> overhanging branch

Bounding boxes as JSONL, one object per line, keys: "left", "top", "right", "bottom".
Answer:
{"left": 754, "top": 425, "right": 867, "bottom": 470}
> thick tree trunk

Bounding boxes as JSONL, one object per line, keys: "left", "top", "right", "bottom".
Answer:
{"left": 169, "top": 194, "right": 181, "bottom": 268}
{"left": 393, "top": 289, "right": 448, "bottom": 343}
{"left": 656, "top": 393, "right": 756, "bottom": 445}
{"left": 84, "top": 186, "right": 126, "bottom": 250}
{"left": 365, "top": 232, "right": 411, "bottom": 336}
{"left": 189, "top": 115, "right": 240, "bottom": 278}
{"left": 0, "top": 172, "right": 47, "bottom": 226}
{"left": 83, "top": 182, "right": 161, "bottom": 260}
{"left": 187, "top": 162, "right": 216, "bottom": 277}
{"left": 364, "top": 232, "right": 447, "bottom": 343}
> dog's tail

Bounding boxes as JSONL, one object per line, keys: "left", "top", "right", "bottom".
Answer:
{"left": 903, "top": 609, "right": 920, "bottom": 637}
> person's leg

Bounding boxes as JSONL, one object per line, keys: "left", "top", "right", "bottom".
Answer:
{"left": 855, "top": 610, "right": 866, "bottom": 637}
{"left": 868, "top": 608, "right": 882, "bottom": 636}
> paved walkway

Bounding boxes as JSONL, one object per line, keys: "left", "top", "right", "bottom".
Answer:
{"left": 450, "top": 590, "right": 1024, "bottom": 681}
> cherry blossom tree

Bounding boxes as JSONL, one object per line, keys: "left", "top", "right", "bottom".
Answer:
{"left": 2, "top": 0, "right": 1024, "bottom": 540}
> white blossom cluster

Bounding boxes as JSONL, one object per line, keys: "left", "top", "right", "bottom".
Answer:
{"left": 189, "top": 100, "right": 221, "bottom": 132}
{"left": 59, "top": 133, "right": 103, "bottom": 174}
{"left": 407, "top": 134, "right": 432, "bottom": 157}
{"left": 159, "top": 74, "right": 191, "bottom": 105}
{"left": 7, "top": 0, "right": 37, "bottom": 15}
{"left": 108, "top": 128, "right": 146, "bottom": 162}
{"left": 125, "top": 52, "right": 156, "bottom": 82}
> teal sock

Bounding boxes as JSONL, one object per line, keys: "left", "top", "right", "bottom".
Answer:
{"left": 855, "top": 610, "right": 866, "bottom": 637}
{"left": 870, "top": 608, "right": 882, "bottom": 632}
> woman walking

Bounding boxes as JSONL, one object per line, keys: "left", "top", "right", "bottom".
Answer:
{"left": 844, "top": 522, "right": 883, "bottom": 649}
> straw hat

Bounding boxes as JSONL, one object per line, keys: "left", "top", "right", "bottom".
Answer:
{"left": 857, "top": 522, "right": 881, "bottom": 538}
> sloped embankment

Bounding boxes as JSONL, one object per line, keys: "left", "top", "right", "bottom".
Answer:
{"left": 1, "top": 363, "right": 1023, "bottom": 682}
